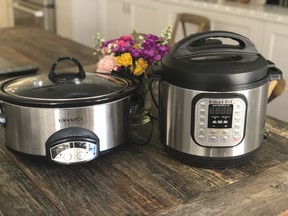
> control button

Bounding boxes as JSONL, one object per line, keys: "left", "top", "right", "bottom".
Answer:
{"left": 235, "top": 104, "right": 243, "bottom": 109}
{"left": 233, "top": 129, "right": 241, "bottom": 135}
{"left": 200, "top": 109, "right": 206, "bottom": 115}
{"left": 209, "top": 136, "right": 218, "bottom": 142}
{"left": 199, "top": 122, "right": 205, "bottom": 127}
{"left": 232, "top": 135, "right": 241, "bottom": 142}
{"left": 234, "top": 123, "right": 241, "bottom": 128}
{"left": 210, "top": 129, "right": 218, "bottom": 134}
{"left": 221, "top": 136, "right": 229, "bottom": 142}
{"left": 77, "top": 151, "right": 86, "bottom": 160}
{"left": 64, "top": 153, "right": 72, "bottom": 161}
{"left": 198, "top": 128, "right": 206, "bottom": 135}
{"left": 199, "top": 115, "right": 205, "bottom": 121}
{"left": 234, "top": 117, "right": 242, "bottom": 122}
{"left": 234, "top": 109, "right": 242, "bottom": 113}
{"left": 198, "top": 135, "right": 206, "bottom": 142}
{"left": 200, "top": 102, "right": 206, "bottom": 107}
{"left": 235, "top": 112, "right": 242, "bottom": 117}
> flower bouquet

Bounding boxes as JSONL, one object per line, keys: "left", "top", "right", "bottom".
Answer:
{"left": 94, "top": 27, "right": 171, "bottom": 125}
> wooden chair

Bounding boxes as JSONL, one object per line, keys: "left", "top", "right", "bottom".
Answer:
{"left": 268, "top": 79, "right": 286, "bottom": 103}
{"left": 170, "top": 13, "right": 211, "bottom": 46}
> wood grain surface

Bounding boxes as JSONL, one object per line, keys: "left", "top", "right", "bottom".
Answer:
{"left": 158, "top": 161, "right": 288, "bottom": 216}
{"left": 0, "top": 27, "right": 288, "bottom": 216}
{"left": 0, "top": 27, "right": 96, "bottom": 75}
{"left": 0, "top": 149, "right": 61, "bottom": 216}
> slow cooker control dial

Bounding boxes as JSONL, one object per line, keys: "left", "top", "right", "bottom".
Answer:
{"left": 46, "top": 127, "right": 100, "bottom": 164}
{"left": 192, "top": 94, "right": 247, "bottom": 147}
{"left": 50, "top": 141, "right": 98, "bottom": 163}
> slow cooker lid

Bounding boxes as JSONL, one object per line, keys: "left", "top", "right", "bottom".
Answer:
{"left": 3, "top": 72, "right": 129, "bottom": 100}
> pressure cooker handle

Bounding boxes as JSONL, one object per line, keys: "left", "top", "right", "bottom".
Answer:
{"left": 268, "top": 60, "right": 283, "bottom": 81}
{"left": 49, "top": 57, "right": 86, "bottom": 82}
{"left": 172, "top": 31, "right": 258, "bottom": 59}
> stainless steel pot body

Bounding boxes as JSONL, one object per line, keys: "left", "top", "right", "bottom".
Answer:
{"left": 159, "top": 81, "right": 268, "bottom": 158}
{"left": 1, "top": 97, "right": 131, "bottom": 156}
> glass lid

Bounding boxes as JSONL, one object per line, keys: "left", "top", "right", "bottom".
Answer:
{"left": 2, "top": 57, "right": 129, "bottom": 101}
{"left": 3, "top": 73, "right": 129, "bottom": 100}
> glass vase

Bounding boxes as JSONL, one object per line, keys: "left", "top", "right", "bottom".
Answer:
{"left": 130, "top": 81, "right": 152, "bottom": 126}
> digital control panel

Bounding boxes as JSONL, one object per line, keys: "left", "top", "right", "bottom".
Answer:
{"left": 49, "top": 141, "right": 99, "bottom": 164}
{"left": 193, "top": 95, "right": 246, "bottom": 147}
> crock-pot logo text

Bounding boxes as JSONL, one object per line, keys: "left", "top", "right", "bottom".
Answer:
{"left": 59, "top": 116, "right": 83, "bottom": 123}
{"left": 209, "top": 99, "right": 233, "bottom": 104}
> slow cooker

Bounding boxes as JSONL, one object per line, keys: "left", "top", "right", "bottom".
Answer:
{"left": 0, "top": 57, "right": 136, "bottom": 164}
{"left": 152, "top": 31, "right": 283, "bottom": 168}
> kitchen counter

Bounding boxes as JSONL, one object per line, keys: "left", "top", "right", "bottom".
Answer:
{"left": 156, "top": 0, "right": 288, "bottom": 24}
{"left": 1, "top": 27, "right": 288, "bottom": 216}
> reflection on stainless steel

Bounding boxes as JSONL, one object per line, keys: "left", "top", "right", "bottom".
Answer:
{"left": 13, "top": 0, "right": 55, "bottom": 32}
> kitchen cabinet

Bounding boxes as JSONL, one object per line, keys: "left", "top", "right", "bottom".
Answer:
{"left": 103, "top": 0, "right": 166, "bottom": 39}
{"left": 262, "top": 22, "right": 288, "bottom": 120}
{"left": 0, "top": 0, "right": 13, "bottom": 28}
{"left": 162, "top": 3, "right": 264, "bottom": 48}
{"left": 104, "top": 0, "right": 131, "bottom": 39}
{"left": 55, "top": 0, "right": 102, "bottom": 47}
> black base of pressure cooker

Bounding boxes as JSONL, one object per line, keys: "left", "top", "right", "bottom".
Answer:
{"left": 166, "top": 146, "right": 258, "bottom": 168}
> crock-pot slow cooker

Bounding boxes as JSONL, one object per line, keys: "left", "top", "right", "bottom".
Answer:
{"left": 0, "top": 57, "right": 136, "bottom": 164}
{"left": 153, "top": 31, "right": 282, "bottom": 168}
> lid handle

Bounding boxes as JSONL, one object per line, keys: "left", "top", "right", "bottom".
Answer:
{"left": 49, "top": 57, "right": 86, "bottom": 82}
{"left": 172, "top": 31, "right": 258, "bottom": 59}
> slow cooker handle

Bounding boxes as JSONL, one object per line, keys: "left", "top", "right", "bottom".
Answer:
{"left": 172, "top": 31, "right": 258, "bottom": 59}
{"left": 0, "top": 102, "right": 6, "bottom": 127}
{"left": 49, "top": 57, "right": 86, "bottom": 82}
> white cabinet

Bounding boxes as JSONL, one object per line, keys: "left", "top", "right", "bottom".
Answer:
{"left": 104, "top": 0, "right": 132, "bottom": 39}
{"left": 163, "top": 3, "right": 264, "bottom": 48}
{"left": 0, "top": 0, "right": 13, "bottom": 28}
{"left": 55, "top": 0, "right": 102, "bottom": 47}
{"left": 262, "top": 22, "right": 288, "bottom": 121}
{"left": 103, "top": 0, "right": 166, "bottom": 39}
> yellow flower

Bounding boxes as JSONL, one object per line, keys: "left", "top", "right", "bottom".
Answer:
{"left": 115, "top": 53, "right": 133, "bottom": 67}
{"left": 133, "top": 58, "right": 148, "bottom": 76}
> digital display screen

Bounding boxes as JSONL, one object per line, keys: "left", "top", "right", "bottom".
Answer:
{"left": 208, "top": 104, "right": 233, "bottom": 128}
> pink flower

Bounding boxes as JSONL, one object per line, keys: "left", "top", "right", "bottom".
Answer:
{"left": 119, "top": 35, "right": 132, "bottom": 41}
{"left": 117, "top": 40, "right": 129, "bottom": 48}
{"left": 96, "top": 55, "right": 117, "bottom": 73}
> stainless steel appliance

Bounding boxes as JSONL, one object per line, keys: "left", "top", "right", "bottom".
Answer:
{"left": 12, "top": 0, "right": 55, "bottom": 32}
{"left": 0, "top": 57, "right": 136, "bottom": 164}
{"left": 152, "top": 31, "right": 283, "bottom": 168}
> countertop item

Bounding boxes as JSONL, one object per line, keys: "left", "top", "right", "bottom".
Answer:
{"left": 1, "top": 27, "right": 288, "bottom": 216}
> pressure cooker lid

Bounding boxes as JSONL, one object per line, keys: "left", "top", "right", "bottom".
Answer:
{"left": 1, "top": 57, "right": 132, "bottom": 105}
{"left": 161, "top": 31, "right": 270, "bottom": 89}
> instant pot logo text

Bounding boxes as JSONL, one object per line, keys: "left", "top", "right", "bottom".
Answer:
{"left": 209, "top": 99, "right": 233, "bottom": 104}
{"left": 59, "top": 116, "right": 83, "bottom": 123}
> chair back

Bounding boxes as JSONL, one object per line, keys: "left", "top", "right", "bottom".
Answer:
{"left": 268, "top": 79, "right": 286, "bottom": 103}
{"left": 170, "top": 13, "right": 210, "bottom": 45}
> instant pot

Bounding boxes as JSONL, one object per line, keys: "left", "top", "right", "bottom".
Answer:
{"left": 0, "top": 57, "right": 136, "bottom": 164}
{"left": 153, "top": 31, "right": 282, "bottom": 168}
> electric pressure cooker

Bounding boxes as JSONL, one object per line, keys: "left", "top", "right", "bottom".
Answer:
{"left": 0, "top": 57, "right": 136, "bottom": 164}
{"left": 153, "top": 31, "right": 282, "bottom": 168}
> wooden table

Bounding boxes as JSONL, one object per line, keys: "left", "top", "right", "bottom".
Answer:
{"left": 1, "top": 27, "right": 288, "bottom": 216}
